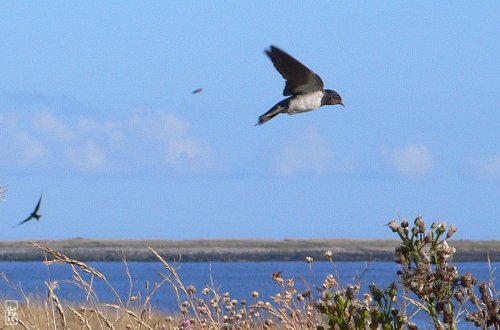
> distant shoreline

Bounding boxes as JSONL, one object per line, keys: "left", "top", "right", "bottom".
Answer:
{"left": 0, "top": 238, "right": 498, "bottom": 262}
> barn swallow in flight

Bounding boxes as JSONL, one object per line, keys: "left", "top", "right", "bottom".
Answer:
{"left": 15, "top": 194, "right": 43, "bottom": 227}
{"left": 257, "top": 45, "right": 343, "bottom": 125}
{"left": 192, "top": 88, "right": 203, "bottom": 94}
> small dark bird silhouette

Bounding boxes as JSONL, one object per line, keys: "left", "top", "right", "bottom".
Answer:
{"left": 192, "top": 88, "right": 203, "bottom": 94}
{"left": 15, "top": 194, "right": 43, "bottom": 227}
{"left": 257, "top": 45, "right": 343, "bottom": 125}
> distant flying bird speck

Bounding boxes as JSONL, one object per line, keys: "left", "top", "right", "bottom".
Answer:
{"left": 15, "top": 194, "right": 43, "bottom": 227}
{"left": 257, "top": 45, "right": 343, "bottom": 125}
{"left": 0, "top": 185, "right": 6, "bottom": 201}
{"left": 192, "top": 88, "right": 203, "bottom": 94}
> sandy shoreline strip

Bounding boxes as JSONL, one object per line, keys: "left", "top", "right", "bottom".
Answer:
{"left": 0, "top": 238, "right": 498, "bottom": 262}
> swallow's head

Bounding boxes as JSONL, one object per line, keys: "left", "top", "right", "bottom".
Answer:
{"left": 323, "top": 89, "right": 344, "bottom": 107}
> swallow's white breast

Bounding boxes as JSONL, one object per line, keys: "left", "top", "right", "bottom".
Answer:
{"left": 287, "top": 91, "right": 323, "bottom": 114}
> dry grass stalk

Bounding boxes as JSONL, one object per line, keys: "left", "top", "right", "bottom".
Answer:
{"left": 45, "top": 300, "right": 51, "bottom": 329}
{"left": 16, "top": 318, "right": 32, "bottom": 330}
{"left": 206, "top": 270, "right": 224, "bottom": 327}
{"left": 67, "top": 305, "right": 92, "bottom": 329}
{"left": 33, "top": 241, "right": 125, "bottom": 307}
{"left": 104, "top": 304, "right": 154, "bottom": 330}
{"left": 45, "top": 281, "right": 68, "bottom": 329}
{"left": 121, "top": 252, "right": 135, "bottom": 306}
{"left": 85, "top": 307, "right": 116, "bottom": 330}
{"left": 70, "top": 266, "right": 100, "bottom": 303}
{"left": 0, "top": 272, "right": 42, "bottom": 329}
{"left": 148, "top": 247, "right": 204, "bottom": 325}
{"left": 30, "top": 241, "right": 106, "bottom": 280}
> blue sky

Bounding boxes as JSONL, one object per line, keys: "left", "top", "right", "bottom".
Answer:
{"left": 0, "top": 2, "right": 498, "bottom": 240}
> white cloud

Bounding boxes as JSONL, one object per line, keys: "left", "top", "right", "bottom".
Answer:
{"left": 129, "top": 111, "right": 212, "bottom": 170}
{"left": 33, "top": 110, "right": 74, "bottom": 140}
{"left": 18, "top": 132, "right": 49, "bottom": 164}
{"left": 129, "top": 112, "right": 188, "bottom": 139}
{"left": 386, "top": 144, "right": 434, "bottom": 177}
{"left": 273, "top": 126, "right": 352, "bottom": 176}
{"left": 77, "top": 117, "right": 123, "bottom": 142}
{"left": 0, "top": 107, "right": 212, "bottom": 174}
{"left": 472, "top": 155, "right": 500, "bottom": 179}
{"left": 0, "top": 113, "right": 49, "bottom": 166}
{"left": 66, "top": 143, "right": 108, "bottom": 172}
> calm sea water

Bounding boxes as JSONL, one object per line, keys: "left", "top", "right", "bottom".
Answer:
{"left": 1, "top": 261, "right": 497, "bottom": 326}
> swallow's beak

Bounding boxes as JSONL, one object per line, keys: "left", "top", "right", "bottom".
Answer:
{"left": 339, "top": 102, "right": 344, "bottom": 106}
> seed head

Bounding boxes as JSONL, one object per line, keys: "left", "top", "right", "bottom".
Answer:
{"left": 386, "top": 220, "right": 400, "bottom": 232}
{"left": 264, "top": 319, "right": 274, "bottom": 327}
{"left": 446, "top": 224, "right": 458, "bottom": 238}
{"left": 414, "top": 215, "right": 425, "bottom": 228}
{"left": 386, "top": 282, "right": 398, "bottom": 299}
{"left": 407, "top": 322, "right": 418, "bottom": 330}
{"left": 454, "top": 289, "right": 465, "bottom": 303}
{"left": 346, "top": 285, "right": 357, "bottom": 299}
{"left": 424, "top": 233, "right": 432, "bottom": 243}
{"left": 436, "top": 222, "right": 446, "bottom": 235}
{"left": 369, "top": 283, "right": 383, "bottom": 303}
{"left": 272, "top": 271, "right": 284, "bottom": 284}
{"left": 300, "top": 289, "right": 311, "bottom": 299}
{"left": 322, "top": 274, "right": 338, "bottom": 289}
{"left": 187, "top": 285, "right": 197, "bottom": 295}
{"left": 460, "top": 273, "right": 477, "bottom": 288}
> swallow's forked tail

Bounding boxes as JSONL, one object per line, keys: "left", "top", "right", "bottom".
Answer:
{"left": 256, "top": 104, "right": 285, "bottom": 126}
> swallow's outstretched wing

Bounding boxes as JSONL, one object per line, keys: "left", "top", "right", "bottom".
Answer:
{"left": 33, "top": 194, "right": 43, "bottom": 214}
{"left": 15, "top": 216, "right": 34, "bottom": 227}
{"left": 265, "top": 45, "right": 324, "bottom": 96}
